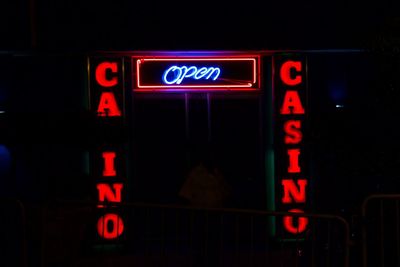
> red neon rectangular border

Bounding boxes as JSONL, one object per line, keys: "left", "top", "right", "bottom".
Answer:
{"left": 134, "top": 56, "right": 259, "bottom": 92}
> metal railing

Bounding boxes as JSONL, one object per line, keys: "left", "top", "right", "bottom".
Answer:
{"left": 41, "top": 201, "right": 350, "bottom": 267}
{"left": 7, "top": 191, "right": 400, "bottom": 267}
{"left": 362, "top": 194, "right": 400, "bottom": 267}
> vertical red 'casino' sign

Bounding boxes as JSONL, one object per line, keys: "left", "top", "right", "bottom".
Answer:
{"left": 88, "top": 56, "right": 126, "bottom": 240}
{"left": 274, "top": 55, "right": 309, "bottom": 237}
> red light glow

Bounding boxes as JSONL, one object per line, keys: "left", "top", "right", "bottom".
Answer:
{"left": 283, "top": 209, "right": 308, "bottom": 234}
{"left": 95, "top": 62, "right": 118, "bottom": 87}
{"left": 97, "top": 213, "right": 124, "bottom": 239}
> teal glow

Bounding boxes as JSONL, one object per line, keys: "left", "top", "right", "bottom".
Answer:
{"left": 266, "top": 148, "right": 275, "bottom": 235}
{"left": 264, "top": 59, "right": 275, "bottom": 236}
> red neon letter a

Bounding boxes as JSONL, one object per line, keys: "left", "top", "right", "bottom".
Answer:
{"left": 282, "top": 179, "right": 307, "bottom": 203}
{"left": 280, "top": 91, "right": 305, "bottom": 115}
{"left": 97, "top": 92, "right": 121, "bottom": 117}
{"left": 280, "top": 61, "right": 302, "bottom": 86}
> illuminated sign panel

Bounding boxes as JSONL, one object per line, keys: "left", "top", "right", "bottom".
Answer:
{"left": 134, "top": 57, "right": 259, "bottom": 91}
{"left": 274, "top": 55, "right": 309, "bottom": 237}
{"left": 88, "top": 56, "right": 127, "bottom": 242}
{"left": 86, "top": 51, "right": 314, "bottom": 242}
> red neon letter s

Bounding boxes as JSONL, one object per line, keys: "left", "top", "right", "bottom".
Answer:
{"left": 283, "top": 209, "right": 308, "bottom": 234}
{"left": 97, "top": 213, "right": 124, "bottom": 239}
{"left": 95, "top": 62, "right": 118, "bottom": 87}
{"left": 280, "top": 91, "right": 305, "bottom": 115}
{"left": 284, "top": 120, "right": 302, "bottom": 144}
{"left": 281, "top": 179, "right": 308, "bottom": 203}
{"left": 97, "top": 92, "right": 122, "bottom": 117}
{"left": 280, "top": 61, "right": 302, "bottom": 86}
{"left": 102, "top": 152, "right": 117, "bottom": 176}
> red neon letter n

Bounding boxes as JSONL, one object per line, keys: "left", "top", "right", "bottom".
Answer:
{"left": 97, "top": 183, "right": 123, "bottom": 203}
{"left": 282, "top": 179, "right": 307, "bottom": 203}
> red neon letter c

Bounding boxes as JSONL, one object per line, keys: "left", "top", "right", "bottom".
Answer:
{"left": 95, "top": 62, "right": 118, "bottom": 87}
{"left": 280, "top": 61, "right": 302, "bottom": 86}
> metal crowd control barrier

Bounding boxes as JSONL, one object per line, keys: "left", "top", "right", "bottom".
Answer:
{"left": 0, "top": 198, "right": 28, "bottom": 267}
{"left": 41, "top": 201, "right": 350, "bottom": 267}
{"left": 362, "top": 194, "right": 400, "bottom": 267}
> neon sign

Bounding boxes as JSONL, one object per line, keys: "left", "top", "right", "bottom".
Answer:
{"left": 87, "top": 51, "right": 313, "bottom": 243}
{"left": 162, "top": 66, "right": 221, "bottom": 85}
{"left": 274, "top": 56, "right": 309, "bottom": 236}
{"left": 88, "top": 56, "right": 127, "bottom": 241}
{"left": 134, "top": 57, "right": 259, "bottom": 91}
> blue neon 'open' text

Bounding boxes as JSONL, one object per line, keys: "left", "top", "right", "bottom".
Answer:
{"left": 162, "top": 66, "right": 221, "bottom": 85}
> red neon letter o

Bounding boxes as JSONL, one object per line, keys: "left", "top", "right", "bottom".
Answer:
{"left": 280, "top": 61, "right": 302, "bottom": 86}
{"left": 97, "top": 213, "right": 124, "bottom": 239}
{"left": 95, "top": 62, "right": 118, "bottom": 87}
{"left": 283, "top": 208, "right": 308, "bottom": 234}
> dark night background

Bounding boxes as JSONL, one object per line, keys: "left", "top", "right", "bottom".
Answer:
{"left": 1, "top": 0, "right": 400, "bottom": 209}
{"left": 0, "top": 0, "right": 398, "bottom": 51}
{"left": 0, "top": 0, "right": 400, "bottom": 267}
